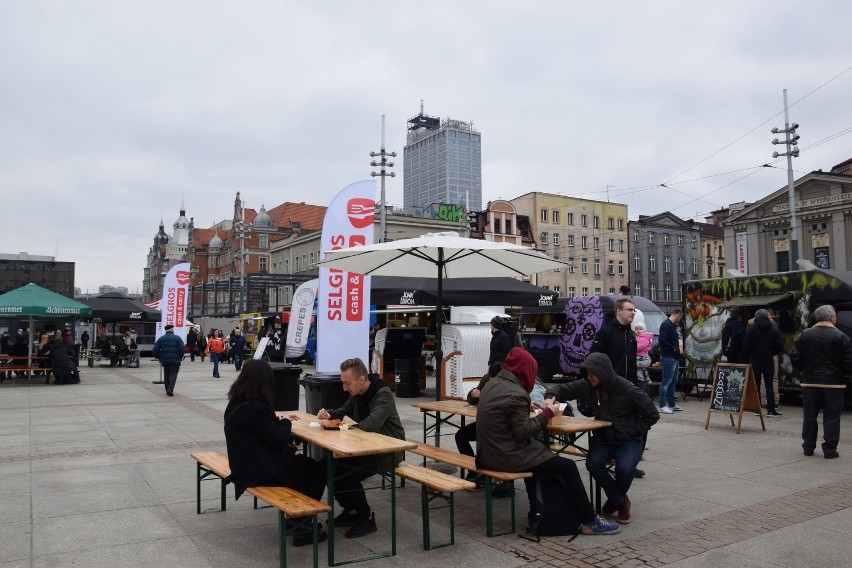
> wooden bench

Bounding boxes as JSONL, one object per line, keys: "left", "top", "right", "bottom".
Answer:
{"left": 247, "top": 486, "right": 331, "bottom": 568}
{"left": 395, "top": 461, "right": 476, "bottom": 550}
{"left": 191, "top": 451, "right": 264, "bottom": 514}
{"left": 1, "top": 366, "right": 53, "bottom": 384}
{"left": 405, "top": 440, "right": 531, "bottom": 537}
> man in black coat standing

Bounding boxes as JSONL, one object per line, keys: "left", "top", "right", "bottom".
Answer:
{"left": 153, "top": 324, "right": 184, "bottom": 396}
{"left": 488, "top": 316, "right": 512, "bottom": 365}
{"left": 590, "top": 298, "right": 638, "bottom": 386}
{"left": 740, "top": 309, "right": 783, "bottom": 417}
{"left": 186, "top": 327, "right": 198, "bottom": 362}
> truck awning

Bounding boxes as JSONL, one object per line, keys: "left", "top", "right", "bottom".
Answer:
{"left": 717, "top": 292, "right": 795, "bottom": 309}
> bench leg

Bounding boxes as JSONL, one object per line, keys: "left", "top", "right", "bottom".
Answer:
{"left": 278, "top": 513, "right": 319, "bottom": 568}
{"left": 420, "top": 486, "right": 455, "bottom": 550}
{"left": 484, "top": 478, "right": 516, "bottom": 537}
{"left": 195, "top": 462, "right": 227, "bottom": 514}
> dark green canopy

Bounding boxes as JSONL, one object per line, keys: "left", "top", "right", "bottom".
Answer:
{"left": 0, "top": 283, "right": 91, "bottom": 319}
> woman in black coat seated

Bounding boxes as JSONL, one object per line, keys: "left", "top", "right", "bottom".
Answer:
{"left": 224, "top": 360, "right": 327, "bottom": 547}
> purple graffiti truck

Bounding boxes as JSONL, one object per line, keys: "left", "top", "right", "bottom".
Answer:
{"left": 519, "top": 295, "right": 667, "bottom": 382}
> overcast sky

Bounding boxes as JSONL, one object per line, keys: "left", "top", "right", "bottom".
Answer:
{"left": 2, "top": 1, "right": 851, "bottom": 294}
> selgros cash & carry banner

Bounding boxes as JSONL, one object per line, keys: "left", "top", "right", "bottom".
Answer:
{"left": 316, "top": 180, "right": 374, "bottom": 373}
{"left": 155, "top": 262, "right": 190, "bottom": 342}
{"left": 284, "top": 278, "right": 318, "bottom": 359}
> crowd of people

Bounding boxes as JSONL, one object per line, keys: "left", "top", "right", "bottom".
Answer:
{"left": 1, "top": 327, "right": 80, "bottom": 384}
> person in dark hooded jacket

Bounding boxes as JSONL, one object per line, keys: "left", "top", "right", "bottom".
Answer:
{"left": 545, "top": 352, "right": 660, "bottom": 525}
{"left": 740, "top": 308, "right": 783, "bottom": 417}
{"left": 590, "top": 299, "right": 638, "bottom": 385}
{"left": 317, "top": 357, "right": 405, "bottom": 539}
{"left": 476, "top": 347, "right": 620, "bottom": 536}
{"left": 488, "top": 316, "right": 512, "bottom": 365}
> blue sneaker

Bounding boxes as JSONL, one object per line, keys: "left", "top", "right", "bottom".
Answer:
{"left": 581, "top": 516, "right": 620, "bottom": 535}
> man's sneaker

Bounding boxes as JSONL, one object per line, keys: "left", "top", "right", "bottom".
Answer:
{"left": 491, "top": 482, "right": 513, "bottom": 498}
{"left": 293, "top": 529, "right": 328, "bottom": 547}
{"left": 825, "top": 451, "right": 840, "bottom": 459}
{"left": 601, "top": 499, "right": 617, "bottom": 516}
{"left": 580, "top": 516, "right": 620, "bottom": 535}
{"left": 659, "top": 406, "right": 674, "bottom": 414}
{"left": 803, "top": 448, "right": 815, "bottom": 456}
{"left": 766, "top": 410, "right": 782, "bottom": 417}
{"left": 334, "top": 511, "right": 359, "bottom": 526}
{"left": 344, "top": 512, "right": 377, "bottom": 538}
{"left": 616, "top": 495, "right": 631, "bottom": 524}
{"left": 633, "top": 468, "right": 646, "bottom": 479}
{"left": 671, "top": 404, "right": 684, "bottom": 411}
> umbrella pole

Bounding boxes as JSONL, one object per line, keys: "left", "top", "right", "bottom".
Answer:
{"left": 434, "top": 252, "right": 444, "bottom": 446}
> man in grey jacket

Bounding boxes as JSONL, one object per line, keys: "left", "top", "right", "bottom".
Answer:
{"left": 476, "top": 347, "right": 620, "bottom": 535}
{"left": 545, "top": 353, "right": 659, "bottom": 525}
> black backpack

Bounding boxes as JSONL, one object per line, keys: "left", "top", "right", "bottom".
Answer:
{"left": 520, "top": 475, "right": 581, "bottom": 542}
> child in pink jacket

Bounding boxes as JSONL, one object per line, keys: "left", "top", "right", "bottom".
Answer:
{"left": 633, "top": 316, "right": 654, "bottom": 393}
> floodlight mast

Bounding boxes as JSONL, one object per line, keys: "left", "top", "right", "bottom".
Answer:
{"left": 370, "top": 115, "right": 397, "bottom": 243}
{"left": 770, "top": 89, "right": 801, "bottom": 268}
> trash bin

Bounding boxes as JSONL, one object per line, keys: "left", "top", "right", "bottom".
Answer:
{"left": 269, "top": 363, "right": 302, "bottom": 412}
{"left": 299, "top": 373, "right": 348, "bottom": 460}
{"left": 395, "top": 358, "right": 421, "bottom": 398}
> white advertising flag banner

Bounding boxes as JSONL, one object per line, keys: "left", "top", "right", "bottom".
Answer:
{"left": 284, "top": 278, "right": 318, "bottom": 359}
{"left": 155, "top": 262, "right": 191, "bottom": 342}
{"left": 316, "top": 180, "right": 375, "bottom": 373}
{"left": 736, "top": 232, "right": 748, "bottom": 275}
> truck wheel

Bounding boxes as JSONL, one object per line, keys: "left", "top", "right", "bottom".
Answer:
{"left": 536, "top": 358, "right": 553, "bottom": 382}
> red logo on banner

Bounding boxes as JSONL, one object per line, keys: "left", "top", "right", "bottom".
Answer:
{"left": 176, "top": 270, "right": 190, "bottom": 285}
{"left": 349, "top": 235, "right": 365, "bottom": 247}
{"left": 347, "top": 198, "right": 375, "bottom": 229}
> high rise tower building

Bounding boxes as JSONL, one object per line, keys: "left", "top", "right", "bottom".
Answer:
{"left": 403, "top": 106, "right": 482, "bottom": 214}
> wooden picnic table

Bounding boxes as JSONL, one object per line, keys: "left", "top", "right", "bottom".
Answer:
{"left": 277, "top": 410, "right": 416, "bottom": 566}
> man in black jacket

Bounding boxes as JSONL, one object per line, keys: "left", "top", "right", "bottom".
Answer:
{"left": 590, "top": 299, "right": 638, "bottom": 385}
{"left": 740, "top": 309, "right": 782, "bottom": 417}
{"left": 545, "top": 353, "right": 659, "bottom": 525}
{"left": 488, "top": 316, "right": 512, "bottom": 365}
{"left": 790, "top": 305, "right": 852, "bottom": 458}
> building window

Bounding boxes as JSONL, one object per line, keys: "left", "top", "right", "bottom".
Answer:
{"left": 581, "top": 214, "right": 588, "bottom": 227}
{"left": 553, "top": 233, "right": 560, "bottom": 246}
{"left": 608, "top": 217, "right": 614, "bottom": 230}
{"left": 618, "top": 261, "right": 624, "bottom": 275}
{"left": 568, "top": 286, "right": 576, "bottom": 298}
{"left": 650, "top": 283, "right": 657, "bottom": 301}
{"left": 648, "top": 232, "right": 655, "bottom": 245}
{"left": 678, "top": 257, "right": 685, "bottom": 274}
{"left": 608, "top": 238, "right": 614, "bottom": 252}
{"left": 608, "top": 260, "right": 614, "bottom": 275}
{"left": 618, "top": 219, "right": 624, "bottom": 231}
{"left": 553, "top": 210, "right": 560, "bottom": 224}
{"left": 664, "top": 234, "right": 670, "bottom": 246}
{"left": 505, "top": 219, "right": 512, "bottom": 235}
{"left": 494, "top": 218, "right": 501, "bottom": 233}
{"left": 582, "top": 287, "right": 589, "bottom": 296}
{"left": 540, "top": 209, "right": 548, "bottom": 222}
{"left": 259, "top": 235, "right": 268, "bottom": 249}
{"left": 567, "top": 234, "right": 575, "bottom": 247}
{"left": 618, "top": 239, "right": 624, "bottom": 252}
{"left": 593, "top": 216, "right": 600, "bottom": 229}
{"left": 633, "top": 229, "right": 640, "bottom": 243}
{"left": 581, "top": 236, "right": 588, "bottom": 249}
{"left": 568, "top": 257, "right": 576, "bottom": 273}
{"left": 691, "top": 236, "right": 697, "bottom": 249}
{"left": 594, "top": 260, "right": 601, "bottom": 275}
{"left": 691, "top": 258, "right": 699, "bottom": 275}
{"left": 665, "top": 284, "right": 671, "bottom": 301}
{"left": 593, "top": 237, "right": 600, "bottom": 250}
{"left": 540, "top": 232, "right": 548, "bottom": 245}
{"left": 295, "top": 257, "right": 300, "bottom": 272}
{"left": 634, "top": 283, "right": 641, "bottom": 296}
{"left": 649, "top": 254, "right": 656, "bottom": 272}
{"left": 553, "top": 285, "right": 560, "bottom": 294}
{"left": 633, "top": 253, "right": 640, "bottom": 271}
{"left": 302, "top": 254, "right": 307, "bottom": 270}
{"left": 567, "top": 213, "right": 574, "bottom": 225}
{"left": 609, "top": 287, "right": 615, "bottom": 294}
{"left": 664, "top": 256, "right": 671, "bottom": 273}
{"left": 777, "top": 251, "right": 790, "bottom": 272}
{"left": 718, "top": 245, "right": 724, "bottom": 259}
{"left": 581, "top": 258, "right": 589, "bottom": 274}
{"left": 284, "top": 259, "right": 289, "bottom": 273}
{"left": 259, "top": 257, "right": 268, "bottom": 272}
{"left": 595, "top": 287, "right": 601, "bottom": 295}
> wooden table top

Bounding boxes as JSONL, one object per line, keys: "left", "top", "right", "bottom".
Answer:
{"left": 276, "top": 411, "right": 416, "bottom": 459}
{"left": 411, "top": 400, "right": 611, "bottom": 434}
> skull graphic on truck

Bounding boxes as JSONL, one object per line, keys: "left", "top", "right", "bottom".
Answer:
{"left": 559, "top": 296, "right": 604, "bottom": 376}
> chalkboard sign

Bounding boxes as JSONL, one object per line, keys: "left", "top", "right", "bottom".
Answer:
{"left": 704, "top": 363, "right": 766, "bottom": 434}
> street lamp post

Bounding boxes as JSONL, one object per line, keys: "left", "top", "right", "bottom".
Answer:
{"left": 771, "top": 89, "right": 801, "bottom": 269}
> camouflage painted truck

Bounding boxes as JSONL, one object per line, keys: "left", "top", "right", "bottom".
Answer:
{"left": 682, "top": 268, "right": 852, "bottom": 400}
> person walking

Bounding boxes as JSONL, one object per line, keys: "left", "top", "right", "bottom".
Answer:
{"left": 230, "top": 328, "right": 247, "bottom": 371}
{"left": 197, "top": 329, "right": 207, "bottom": 362}
{"left": 207, "top": 329, "right": 226, "bottom": 378}
{"left": 152, "top": 324, "right": 184, "bottom": 396}
{"left": 186, "top": 327, "right": 198, "bottom": 362}
{"left": 658, "top": 309, "right": 684, "bottom": 414}
{"left": 545, "top": 353, "right": 660, "bottom": 525}
{"left": 80, "top": 330, "right": 90, "bottom": 354}
{"left": 740, "top": 309, "right": 783, "bottom": 417}
{"left": 791, "top": 305, "right": 852, "bottom": 458}
{"left": 488, "top": 316, "right": 512, "bottom": 365}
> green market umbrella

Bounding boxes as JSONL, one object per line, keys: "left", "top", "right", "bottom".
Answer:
{"left": 0, "top": 283, "right": 92, "bottom": 360}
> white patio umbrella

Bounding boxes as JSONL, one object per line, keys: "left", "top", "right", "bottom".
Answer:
{"left": 318, "top": 231, "right": 566, "bottom": 405}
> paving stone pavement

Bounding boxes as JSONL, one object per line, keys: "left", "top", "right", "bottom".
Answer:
{"left": 2, "top": 359, "right": 851, "bottom": 567}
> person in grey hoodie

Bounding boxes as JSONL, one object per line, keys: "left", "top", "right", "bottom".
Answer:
{"left": 545, "top": 352, "right": 659, "bottom": 525}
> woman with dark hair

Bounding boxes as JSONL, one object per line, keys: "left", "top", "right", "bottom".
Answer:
{"left": 224, "top": 359, "right": 327, "bottom": 546}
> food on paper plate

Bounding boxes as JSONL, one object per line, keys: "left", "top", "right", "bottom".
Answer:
{"left": 319, "top": 419, "right": 342, "bottom": 429}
